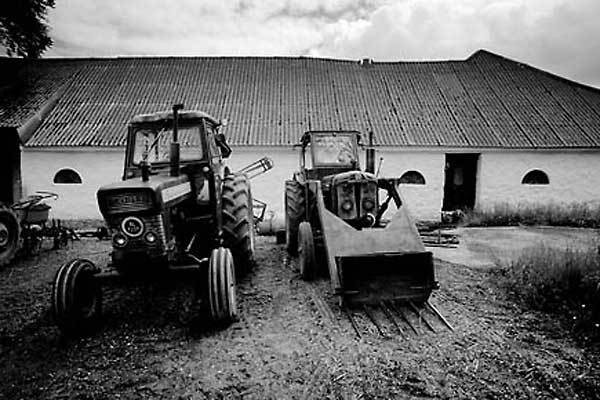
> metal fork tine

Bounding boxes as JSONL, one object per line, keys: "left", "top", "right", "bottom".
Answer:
{"left": 388, "top": 301, "right": 418, "bottom": 335}
{"left": 362, "top": 304, "right": 386, "bottom": 337}
{"left": 426, "top": 301, "right": 454, "bottom": 331}
{"left": 408, "top": 301, "right": 436, "bottom": 333}
{"left": 379, "top": 301, "right": 404, "bottom": 337}
{"left": 344, "top": 307, "right": 362, "bottom": 339}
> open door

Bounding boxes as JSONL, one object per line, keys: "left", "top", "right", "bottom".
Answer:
{"left": 442, "top": 154, "right": 478, "bottom": 211}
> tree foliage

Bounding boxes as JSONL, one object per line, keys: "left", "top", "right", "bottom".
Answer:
{"left": 0, "top": 0, "right": 56, "bottom": 59}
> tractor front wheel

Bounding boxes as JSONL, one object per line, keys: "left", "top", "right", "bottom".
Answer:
{"left": 298, "top": 222, "right": 316, "bottom": 281}
{"left": 0, "top": 206, "right": 20, "bottom": 267}
{"left": 51, "top": 258, "right": 102, "bottom": 336}
{"left": 285, "top": 180, "right": 305, "bottom": 255}
{"left": 222, "top": 174, "right": 255, "bottom": 276}
{"left": 207, "top": 247, "right": 238, "bottom": 324}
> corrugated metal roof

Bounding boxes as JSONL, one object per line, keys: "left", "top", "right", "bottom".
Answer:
{"left": 1, "top": 50, "right": 599, "bottom": 148}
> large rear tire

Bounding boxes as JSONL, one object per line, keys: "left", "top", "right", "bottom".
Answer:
{"left": 298, "top": 222, "right": 316, "bottom": 281}
{"left": 208, "top": 247, "right": 238, "bottom": 323}
{"left": 222, "top": 174, "right": 255, "bottom": 276}
{"left": 285, "top": 180, "right": 305, "bottom": 255}
{"left": 0, "top": 206, "right": 20, "bottom": 267}
{"left": 51, "top": 258, "right": 102, "bottom": 336}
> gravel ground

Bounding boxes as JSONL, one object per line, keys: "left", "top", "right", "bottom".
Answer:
{"left": 1, "top": 236, "right": 599, "bottom": 399}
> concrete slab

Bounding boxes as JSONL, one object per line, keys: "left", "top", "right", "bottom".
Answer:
{"left": 428, "top": 226, "right": 600, "bottom": 268}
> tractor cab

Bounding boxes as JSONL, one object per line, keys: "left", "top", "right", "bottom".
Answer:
{"left": 123, "top": 110, "right": 230, "bottom": 180}
{"left": 298, "top": 131, "right": 361, "bottom": 181}
{"left": 295, "top": 130, "right": 379, "bottom": 229}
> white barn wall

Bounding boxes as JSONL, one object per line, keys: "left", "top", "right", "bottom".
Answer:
{"left": 477, "top": 151, "right": 600, "bottom": 209}
{"left": 20, "top": 147, "right": 600, "bottom": 221}
{"left": 21, "top": 148, "right": 124, "bottom": 219}
{"left": 20, "top": 146, "right": 301, "bottom": 220}
{"left": 376, "top": 150, "right": 445, "bottom": 221}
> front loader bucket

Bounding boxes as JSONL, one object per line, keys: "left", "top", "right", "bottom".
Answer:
{"left": 312, "top": 182, "right": 437, "bottom": 306}
{"left": 338, "top": 251, "right": 435, "bottom": 304}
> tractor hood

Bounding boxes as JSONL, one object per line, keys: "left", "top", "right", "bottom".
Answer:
{"left": 97, "top": 175, "right": 191, "bottom": 217}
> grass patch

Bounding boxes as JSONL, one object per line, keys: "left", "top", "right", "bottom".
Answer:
{"left": 504, "top": 245, "right": 600, "bottom": 337}
{"left": 462, "top": 202, "right": 600, "bottom": 228}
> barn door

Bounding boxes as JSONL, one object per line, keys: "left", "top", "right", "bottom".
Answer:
{"left": 442, "top": 154, "right": 479, "bottom": 211}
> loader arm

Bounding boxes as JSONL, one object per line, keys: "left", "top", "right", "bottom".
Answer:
{"left": 235, "top": 157, "right": 274, "bottom": 180}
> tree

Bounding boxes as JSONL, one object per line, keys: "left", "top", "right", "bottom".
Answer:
{"left": 0, "top": 0, "right": 56, "bottom": 59}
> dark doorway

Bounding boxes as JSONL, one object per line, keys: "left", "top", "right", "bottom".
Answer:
{"left": 0, "top": 128, "right": 21, "bottom": 205}
{"left": 442, "top": 153, "right": 479, "bottom": 211}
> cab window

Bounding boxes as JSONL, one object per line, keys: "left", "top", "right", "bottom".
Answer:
{"left": 133, "top": 126, "right": 204, "bottom": 164}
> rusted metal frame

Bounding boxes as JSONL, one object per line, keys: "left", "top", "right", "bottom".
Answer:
{"left": 426, "top": 301, "right": 454, "bottom": 331}
{"left": 388, "top": 301, "right": 418, "bottom": 335}
{"left": 362, "top": 304, "right": 386, "bottom": 337}
{"left": 380, "top": 301, "right": 404, "bottom": 337}
{"left": 408, "top": 301, "right": 436, "bottom": 333}
{"left": 344, "top": 306, "right": 362, "bottom": 339}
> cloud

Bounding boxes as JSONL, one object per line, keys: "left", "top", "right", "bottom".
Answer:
{"left": 312, "top": 0, "right": 600, "bottom": 86}
{"left": 44, "top": 0, "right": 600, "bottom": 87}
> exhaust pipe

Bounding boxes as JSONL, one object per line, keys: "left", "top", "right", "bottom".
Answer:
{"left": 366, "top": 131, "right": 376, "bottom": 174}
{"left": 170, "top": 103, "right": 184, "bottom": 177}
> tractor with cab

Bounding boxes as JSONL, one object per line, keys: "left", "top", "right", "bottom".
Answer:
{"left": 51, "top": 105, "right": 258, "bottom": 335}
{"left": 285, "top": 130, "right": 440, "bottom": 310}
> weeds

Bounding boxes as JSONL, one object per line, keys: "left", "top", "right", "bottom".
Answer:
{"left": 504, "top": 245, "right": 600, "bottom": 337}
{"left": 463, "top": 202, "right": 600, "bottom": 228}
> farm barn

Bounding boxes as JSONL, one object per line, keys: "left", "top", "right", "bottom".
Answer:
{"left": 1, "top": 49, "right": 600, "bottom": 221}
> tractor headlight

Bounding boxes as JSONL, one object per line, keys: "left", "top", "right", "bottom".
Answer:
{"left": 121, "top": 216, "right": 144, "bottom": 238}
{"left": 113, "top": 233, "right": 128, "bottom": 248}
{"left": 144, "top": 231, "right": 157, "bottom": 244}
{"left": 341, "top": 200, "right": 353, "bottom": 211}
{"left": 362, "top": 198, "right": 376, "bottom": 211}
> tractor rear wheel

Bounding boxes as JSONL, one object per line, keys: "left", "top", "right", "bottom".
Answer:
{"left": 207, "top": 247, "right": 238, "bottom": 323}
{"left": 285, "top": 180, "right": 305, "bottom": 255}
{"left": 0, "top": 206, "right": 20, "bottom": 267}
{"left": 222, "top": 174, "right": 255, "bottom": 276}
{"left": 298, "top": 222, "right": 316, "bottom": 281}
{"left": 51, "top": 258, "right": 102, "bottom": 336}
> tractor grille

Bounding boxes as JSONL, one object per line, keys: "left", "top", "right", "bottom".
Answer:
{"left": 109, "top": 214, "right": 167, "bottom": 256}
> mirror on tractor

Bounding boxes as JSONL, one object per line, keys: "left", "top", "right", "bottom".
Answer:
{"left": 216, "top": 133, "right": 232, "bottom": 158}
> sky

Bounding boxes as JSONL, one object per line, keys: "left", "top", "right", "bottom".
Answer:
{"left": 44, "top": 0, "right": 600, "bottom": 88}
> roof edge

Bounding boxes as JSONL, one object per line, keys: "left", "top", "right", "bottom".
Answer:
{"left": 467, "top": 49, "right": 600, "bottom": 92}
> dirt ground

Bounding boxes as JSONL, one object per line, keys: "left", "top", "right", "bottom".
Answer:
{"left": 1, "top": 235, "right": 600, "bottom": 399}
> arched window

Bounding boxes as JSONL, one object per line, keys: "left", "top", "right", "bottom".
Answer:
{"left": 521, "top": 169, "right": 549, "bottom": 185}
{"left": 399, "top": 170, "right": 426, "bottom": 185}
{"left": 53, "top": 168, "right": 82, "bottom": 184}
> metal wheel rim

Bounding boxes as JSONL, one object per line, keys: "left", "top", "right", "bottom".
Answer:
{"left": 249, "top": 214, "right": 255, "bottom": 255}
{"left": 75, "top": 274, "right": 98, "bottom": 318}
{"left": 0, "top": 222, "right": 8, "bottom": 247}
{"left": 227, "top": 256, "right": 237, "bottom": 318}
{"left": 298, "top": 235, "right": 305, "bottom": 272}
